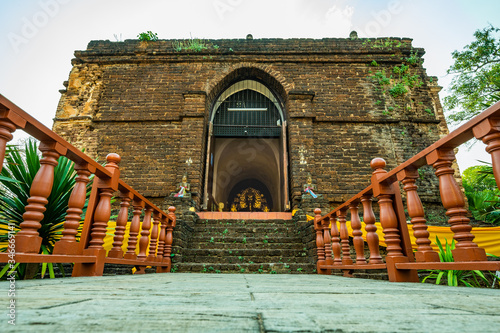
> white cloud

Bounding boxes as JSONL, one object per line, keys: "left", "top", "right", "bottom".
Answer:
{"left": 324, "top": 5, "right": 354, "bottom": 37}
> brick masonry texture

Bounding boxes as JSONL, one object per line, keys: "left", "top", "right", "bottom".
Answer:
{"left": 53, "top": 37, "right": 449, "bottom": 213}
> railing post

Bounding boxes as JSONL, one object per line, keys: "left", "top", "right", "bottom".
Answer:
{"left": 148, "top": 212, "right": 161, "bottom": 261}
{"left": 53, "top": 163, "right": 94, "bottom": 255}
{"left": 314, "top": 208, "right": 326, "bottom": 274}
{"left": 473, "top": 117, "right": 500, "bottom": 191}
{"left": 330, "top": 215, "right": 342, "bottom": 264}
{"left": 124, "top": 199, "right": 144, "bottom": 260}
{"left": 349, "top": 200, "right": 367, "bottom": 264}
{"left": 15, "top": 141, "right": 67, "bottom": 253}
{"left": 337, "top": 208, "right": 352, "bottom": 265}
{"left": 137, "top": 206, "right": 153, "bottom": 260}
{"left": 361, "top": 194, "right": 383, "bottom": 264}
{"left": 371, "top": 158, "right": 418, "bottom": 282}
{"left": 426, "top": 149, "right": 487, "bottom": 261}
{"left": 108, "top": 191, "right": 133, "bottom": 258}
{"left": 160, "top": 206, "right": 176, "bottom": 273}
{"left": 398, "top": 168, "right": 439, "bottom": 262}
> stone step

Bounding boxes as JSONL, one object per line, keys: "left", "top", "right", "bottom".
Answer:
{"left": 178, "top": 218, "right": 313, "bottom": 274}
{"left": 194, "top": 226, "right": 298, "bottom": 235}
{"left": 173, "top": 262, "right": 316, "bottom": 274}
{"left": 189, "top": 235, "right": 303, "bottom": 244}
{"left": 182, "top": 248, "right": 309, "bottom": 258}
{"left": 182, "top": 255, "right": 313, "bottom": 264}
{"left": 187, "top": 242, "right": 307, "bottom": 250}
{"left": 197, "top": 219, "right": 293, "bottom": 225}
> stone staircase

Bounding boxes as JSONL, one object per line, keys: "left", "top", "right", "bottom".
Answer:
{"left": 174, "top": 219, "right": 316, "bottom": 274}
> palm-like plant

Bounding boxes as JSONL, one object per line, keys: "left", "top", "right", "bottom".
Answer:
{"left": 0, "top": 139, "right": 90, "bottom": 278}
{"left": 421, "top": 237, "right": 490, "bottom": 287}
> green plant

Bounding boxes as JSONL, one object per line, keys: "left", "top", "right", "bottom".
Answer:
{"left": 370, "top": 60, "right": 379, "bottom": 67}
{"left": 270, "top": 270, "right": 277, "bottom": 274}
{"left": 172, "top": 34, "right": 214, "bottom": 52}
{"left": 444, "top": 25, "right": 500, "bottom": 125}
{"left": 137, "top": 31, "right": 158, "bottom": 41}
{"left": 421, "top": 237, "right": 489, "bottom": 287}
{"left": 209, "top": 237, "right": 214, "bottom": 243}
{"left": 297, "top": 267, "right": 303, "bottom": 272}
{"left": 171, "top": 265, "right": 178, "bottom": 273}
{"left": 463, "top": 163, "right": 500, "bottom": 225}
{"left": 424, "top": 108, "right": 434, "bottom": 116}
{"left": 0, "top": 140, "right": 92, "bottom": 279}
{"left": 405, "top": 48, "right": 421, "bottom": 66}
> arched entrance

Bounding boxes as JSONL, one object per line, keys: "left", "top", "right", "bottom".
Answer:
{"left": 203, "top": 79, "right": 290, "bottom": 212}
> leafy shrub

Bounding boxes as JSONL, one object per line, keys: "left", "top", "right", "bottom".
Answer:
{"left": 137, "top": 31, "right": 158, "bottom": 41}
{"left": 463, "top": 163, "right": 500, "bottom": 225}
{"left": 421, "top": 237, "right": 489, "bottom": 287}
{"left": 0, "top": 139, "right": 92, "bottom": 279}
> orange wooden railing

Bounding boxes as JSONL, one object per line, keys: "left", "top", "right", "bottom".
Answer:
{"left": 0, "top": 94, "right": 176, "bottom": 276}
{"left": 315, "top": 100, "right": 500, "bottom": 282}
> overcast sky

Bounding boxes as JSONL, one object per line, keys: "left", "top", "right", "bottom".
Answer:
{"left": 1, "top": 0, "right": 499, "bottom": 172}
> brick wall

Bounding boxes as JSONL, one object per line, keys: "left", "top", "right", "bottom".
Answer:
{"left": 53, "top": 37, "right": 448, "bottom": 213}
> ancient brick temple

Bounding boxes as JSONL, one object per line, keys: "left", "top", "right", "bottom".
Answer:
{"left": 53, "top": 36, "right": 448, "bottom": 216}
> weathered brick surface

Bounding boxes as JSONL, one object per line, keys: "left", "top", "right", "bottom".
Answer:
{"left": 53, "top": 37, "right": 449, "bottom": 214}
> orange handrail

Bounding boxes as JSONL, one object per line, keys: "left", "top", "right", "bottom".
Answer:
{"left": 0, "top": 94, "right": 176, "bottom": 276}
{"left": 315, "top": 100, "right": 500, "bottom": 282}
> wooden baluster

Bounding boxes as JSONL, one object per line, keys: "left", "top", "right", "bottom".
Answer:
{"left": 337, "top": 208, "right": 353, "bottom": 265}
{"left": 156, "top": 215, "right": 167, "bottom": 264}
{"left": 371, "top": 158, "right": 404, "bottom": 258}
{"left": 361, "top": 194, "right": 383, "bottom": 264}
{"left": 398, "top": 168, "right": 439, "bottom": 262}
{"left": 473, "top": 117, "right": 500, "bottom": 191}
{"left": 15, "top": 141, "right": 66, "bottom": 253}
{"left": 72, "top": 153, "right": 120, "bottom": 277}
{"left": 161, "top": 206, "right": 176, "bottom": 272}
{"left": 322, "top": 215, "right": 333, "bottom": 274}
{"left": 426, "top": 149, "right": 487, "bottom": 261}
{"left": 371, "top": 158, "right": 419, "bottom": 282}
{"left": 313, "top": 208, "right": 326, "bottom": 274}
{"left": 349, "top": 200, "right": 367, "bottom": 265}
{"left": 137, "top": 206, "right": 153, "bottom": 260}
{"left": 87, "top": 154, "right": 121, "bottom": 250}
{"left": 124, "top": 200, "right": 144, "bottom": 260}
{"left": 53, "top": 163, "right": 93, "bottom": 255}
{"left": 108, "top": 191, "right": 133, "bottom": 258}
{"left": 0, "top": 119, "right": 17, "bottom": 173}
{"left": 147, "top": 212, "right": 161, "bottom": 261}
{"left": 330, "top": 215, "right": 342, "bottom": 264}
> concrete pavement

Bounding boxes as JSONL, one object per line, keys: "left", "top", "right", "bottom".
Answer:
{"left": 2, "top": 273, "right": 500, "bottom": 332}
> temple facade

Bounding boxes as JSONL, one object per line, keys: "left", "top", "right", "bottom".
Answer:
{"left": 52, "top": 36, "right": 448, "bottom": 217}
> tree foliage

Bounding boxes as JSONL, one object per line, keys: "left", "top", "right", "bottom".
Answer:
{"left": 444, "top": 25, "right": 500, "bottom": 124}
{"left": 462, "top": 163, "right": 500, "bottom": 225}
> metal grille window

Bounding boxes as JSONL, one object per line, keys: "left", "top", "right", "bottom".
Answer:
{"left": 212, "top": 83, "right": 282, "bottom": 137}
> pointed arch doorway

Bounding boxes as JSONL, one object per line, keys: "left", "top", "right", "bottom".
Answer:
{"left": 203, "top": 80, "right": 290, "bottom": 212}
